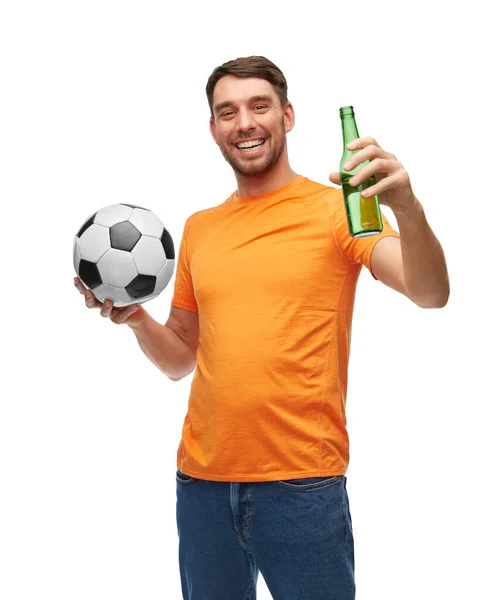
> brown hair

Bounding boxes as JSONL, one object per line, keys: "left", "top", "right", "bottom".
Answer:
{"left": 206, "top": 56, "right": 289, "bottom": 119}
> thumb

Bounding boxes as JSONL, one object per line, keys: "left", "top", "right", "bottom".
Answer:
{"left": 329, "top": 172, "right": 341, "bottom": 187}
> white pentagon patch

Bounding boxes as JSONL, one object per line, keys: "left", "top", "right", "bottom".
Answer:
{"left": 98, "top": 248, "right": 138, "bottom": 287}
{"left": 94, "top": 204, "right": 133, "bottom": 227}
{"left": 93, "top": 283, "right": 134, "bottom": 307}
{"left": 154, "top": 258, "right": 175, "bottom": 295}
{"left": 131, "top": 236, "right": 166, "bottom": 276}
{"left": 78, "top": 224, "right": 111, "bottom": 263}
{"left": 129, "top": 207, "right": 164, "bottom": 238}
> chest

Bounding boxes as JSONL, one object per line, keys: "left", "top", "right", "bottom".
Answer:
{"left": 190, "top": 208, "right": 343, "bottom": 309}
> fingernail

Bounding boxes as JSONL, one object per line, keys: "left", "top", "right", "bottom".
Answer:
{"left": 344, "top": 161, "right": 351, "bottom": 170}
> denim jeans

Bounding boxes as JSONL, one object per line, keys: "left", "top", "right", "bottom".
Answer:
{"left": 176, "top": 469, "right": 355, "bottom": 599}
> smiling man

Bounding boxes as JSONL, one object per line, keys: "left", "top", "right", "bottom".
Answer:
{"left": 170, "top": 55, "right": 449, "bottom": 600}
{"left": 75, "top": 55, "right": 450, "bottom": 600}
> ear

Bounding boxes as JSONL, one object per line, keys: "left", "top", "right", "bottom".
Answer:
{"left": 284, "top": 102, "right": 295, "bottom": 134}
{"left": 209, "top": 118, "right": 217, "bottom": 144}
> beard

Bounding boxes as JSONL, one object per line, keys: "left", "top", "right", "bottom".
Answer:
{"left": 218, "top": 126, "right": 287, "bottom": 178}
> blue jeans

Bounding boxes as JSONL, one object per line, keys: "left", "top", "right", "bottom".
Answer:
{"left": 176, "top": 469, "right": 355, "bottom": 599}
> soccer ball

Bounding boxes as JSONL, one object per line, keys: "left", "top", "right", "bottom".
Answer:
{"left": 73, "top": 203, "right": 175, "bottom": 307}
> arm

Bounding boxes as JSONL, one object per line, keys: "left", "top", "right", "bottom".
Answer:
{"left": 370, "top": 199, "right": 450, "bottom": 308}
{"left": 128, "top": 306, "right": 198, "bottom": 381}
{"left": 395, "top": 198, "right": 449, "bottom": 307}
{"left": 74, "top": 276, "right": 198, "bottom": 381}
{"left": 330, "top": 136, "right": 450, "bottom": 309}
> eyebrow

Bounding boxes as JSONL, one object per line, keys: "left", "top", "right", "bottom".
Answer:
{"left": 214, "top": 95, "right": 273, "bottom": 115}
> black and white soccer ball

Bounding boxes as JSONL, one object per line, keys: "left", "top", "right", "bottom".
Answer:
{"left": 73, "top": 203, "right": 175, "bottom": 307}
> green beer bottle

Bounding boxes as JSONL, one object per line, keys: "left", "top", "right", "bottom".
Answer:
{"left": 339, "top": 106, "right": 383, "bottom": 237}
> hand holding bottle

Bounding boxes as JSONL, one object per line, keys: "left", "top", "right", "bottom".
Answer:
{"left": 329, "top": 131, "right": 418, "bottom": 217}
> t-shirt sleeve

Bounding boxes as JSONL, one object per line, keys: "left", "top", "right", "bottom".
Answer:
{"left": 171, "top": 218, "right": 198, "bottom": 312}
{"left": 331, "top": 187, "right": 400, "bottom": 280}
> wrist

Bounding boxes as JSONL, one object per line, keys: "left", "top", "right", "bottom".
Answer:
{"left": 394, "top": 196, "right": 424, "bottom": 220}
{"left": 127, "top": 305, "right": 148, "bottom": 330}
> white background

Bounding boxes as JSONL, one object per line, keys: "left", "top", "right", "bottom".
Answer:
{"left": 1, "top": 1, "right": 502, "bottom": 598}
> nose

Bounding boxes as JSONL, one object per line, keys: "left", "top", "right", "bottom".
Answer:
{"left": 236, "top": 108, "right": 256, "bottom": 132}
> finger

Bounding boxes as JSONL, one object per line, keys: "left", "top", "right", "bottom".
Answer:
{"left": 346, "top": 136, "right": 380, "bottom": 151}
{"left": 343, "top": 144, "right": 387, "bottom": 171}
{"left": 348, "top": 158, "right": 398, "bottom": 187}
{"left": 329, "top": 172, "right": 341, "bottom": 186}
{"left": 100, "top": 299, "right": 114, "bottom": 318}
{"left": 84, "top": 290, "right": 99, "bottom": 308}
{"left": 361, "top": 172, "right": 404, "bottom": 197}
{"left": 74, "top": 278, "right": 86, "bottom": 294}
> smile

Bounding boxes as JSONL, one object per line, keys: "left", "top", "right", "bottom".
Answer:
{"left": 235, "top": 139, "right": 266, "bottom": 153}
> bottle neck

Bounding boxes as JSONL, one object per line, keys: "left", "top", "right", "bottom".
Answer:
{"left": 339, "top": 108, "right": 362, "bottom": 175}
{"left": 341, "top": 116, "right": 359, "bottom": 148}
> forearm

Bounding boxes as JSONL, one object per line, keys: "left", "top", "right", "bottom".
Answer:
{"left": 127, "top": 308, "right": 195, "bottom": 381}
{"left": 395, "top": 198, "right": 450, "bottom": 308}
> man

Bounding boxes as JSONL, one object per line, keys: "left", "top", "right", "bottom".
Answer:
{"left": 74, "top": 56, "right": 449, "bottom": 600}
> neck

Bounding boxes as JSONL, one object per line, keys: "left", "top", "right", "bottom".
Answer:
{"left": 235, "top": 152, "right": 298, "bottom": 198}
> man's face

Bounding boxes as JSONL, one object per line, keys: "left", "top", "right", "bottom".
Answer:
{"left": 210, "top": 76, "right": 294, "bottom": 178}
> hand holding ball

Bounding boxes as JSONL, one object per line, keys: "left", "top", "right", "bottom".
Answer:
{"left": 73, "top": 203, "right": 175, "bottom": 307}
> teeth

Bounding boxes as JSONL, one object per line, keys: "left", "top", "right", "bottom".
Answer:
{"left": 237, "top": 139, "right": 264, "bottom": 149}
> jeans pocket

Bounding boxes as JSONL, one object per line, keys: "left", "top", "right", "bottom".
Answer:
{"left": 276, "top": 475, "right": 342, "bottom": 490}
{"left": 176, "top": 468, "right": 196, "bottom": 484}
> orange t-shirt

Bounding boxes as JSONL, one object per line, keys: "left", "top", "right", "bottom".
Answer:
{"left": 172, "top": 175, "right": 400, "bottom": 482}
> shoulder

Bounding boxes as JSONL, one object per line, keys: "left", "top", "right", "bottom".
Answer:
{"left": 297, "top": 176, "right": 341, "bottom": 197}
{"left": 296, "top": 177, "right": 344, "bottom": 213}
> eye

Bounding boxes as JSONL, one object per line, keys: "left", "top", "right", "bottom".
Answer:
{"left": 254, "top": 105, "right": 267, "bottom": 111}
{"left": 221, "top": 111, "right": 234, "bottom": 117}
